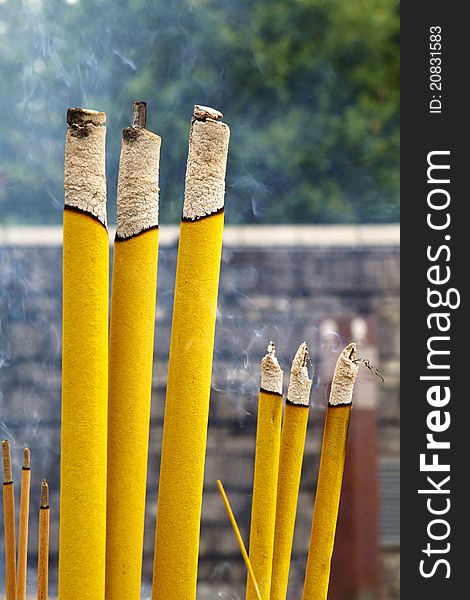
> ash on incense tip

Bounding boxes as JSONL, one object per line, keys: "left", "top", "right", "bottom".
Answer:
{"left": 2, "top": 439, "right": 13, "bottom": 482}
{"left": 64, "top": 105, "right": 108, "bottom": 226}
{"left": 183, "top": 104, "right": 230, "bottom": 220}
{"left": 23, "top": 447, "right": 31, "bottom": 469}
{"left": 116, "top": 101, "right": 161, "bottom": 239}
{"left": 287, "top": 342, "right": 313, "bottom": 406}
{"left": 193, "top": 104, "right": 223, "bottom": 121}
{"left": 328, "top": 343, "right": 360, "bottom": 406}
{"left": 261, "top": 341, "right": 283, "bottom": 394}
{"left": 67, "top": 107, "right": 106, "bottom": 128}
{"left": 267, "top": 340, "right": 276, "bottom": 357}
{"left": 131, "top": 100, "right": 148, "bottom": 129}
{"left": 41, "top": 480, "right": 49, "bottom": 508}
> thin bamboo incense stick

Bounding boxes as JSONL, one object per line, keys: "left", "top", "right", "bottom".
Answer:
{"left": 106, "top": 101, "right": 161, "bottom": 600}
{"left": 37, "top": 480, "right": 49, "bottom": 600}
{"left": 2, "top": 440, "right": 16, "bottom": 600}
{"left": 216, "top": 480, "right": 262, "bottom": 600}
{"left": 270, "top": 343, "right": 312, "bottom": 600}
{"left": 302, "top": 343, "right": 359, "bottom": 600}
{"left": 152, "top": 105, "right": 230, "bottom": 600}
{"left": 246, "top": 343, "right": 283, "bottom": 600}
{"left": 59, "top": 107, "right": 109, "bottom": 600}
{"left": 17, "top": 448, "right": 31, "bottom": 600}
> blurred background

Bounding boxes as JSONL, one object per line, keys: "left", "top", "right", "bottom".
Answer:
{"left": 0, "top": 0, "right": 399, "bottom": 598}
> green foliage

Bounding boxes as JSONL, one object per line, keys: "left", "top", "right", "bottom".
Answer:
{"left": 0, "top": 0, "right": 399, "bottom": 225}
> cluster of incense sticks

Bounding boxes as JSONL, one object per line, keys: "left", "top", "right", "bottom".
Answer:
{"left": 60, "top": 101, "right": 229, "bottom": 600}
{"left": 2, "top": 441, "right": 50, "bottom": 600}
{"left": 6, "top": 97, "right": 360, "bottom": 600}
{"left": 218, "top": 341, "right": 360, "bottom": 600}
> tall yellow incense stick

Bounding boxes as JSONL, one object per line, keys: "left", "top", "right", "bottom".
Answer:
{"left": 270, "top": 343, "right": 312, "bottom": 600}
{"left": 152, "top": 105, "right": 230, "bottom": 600}
{"left": 106, "top": 102, "right": 161, "bottom": 600}
{"left": 17, "top": 447, "right": 31, "bottom": 600}
{"left": 217, "top": 480, "right": 262, "bottom": 600}
{"left": 302, "top": 343, "right": 359, "bottom": 600}
{"left": 2, "top": 440, "right": 16, "bottom": 600}
{"left": 59, "top": 107, "right": 108, "bottom": 600}
{"left": 37, "top": 480, "right": 50, "bottom": 600}
{"left": 246, "top": 342, "right": 284, "bottom": 600}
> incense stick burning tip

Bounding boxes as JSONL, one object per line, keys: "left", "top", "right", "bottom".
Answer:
{"left": 342, "top": 342, "right": 358, "bottom": 367}
{"left": 183, "top": 104, "right": 230, "bottom": 221}
{"left": 328, "top": 343, "right": 360, "bottom": 406}
{"left": 41, "top": 480, "right": 49, "bottom": 508}
{"left": 2, "top": 439, "right": 13, "bottom": 483}
{"left": 261, "top": 341, "right": 283, "bottom": 394}
{"left": 287, "top": 342, "right": 313, "bottom": 406}
{"left": 347, "top": 342, "right": 357, "bottom": 360}
{"left": 131, "top": 101, "right": 148, "bottom": 129}
{"left": 67, "top": 107, "right": 106, "bottom": 128}
{"left": 267, "top": 340, "right": 276, "bottom": 357}
{"left": 23, "top": 447, "right": 31, "bottom": 469}
{"left": 193, "top": 104, "right": 223, "bottom": 122}
{"left": 116, "top": 101, "right": 161, "bottom": 239}
{"left": 64, "top": 106, "right": 107, "bottom": 226}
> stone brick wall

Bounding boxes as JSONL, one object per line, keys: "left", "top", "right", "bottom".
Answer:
{"left": 0, "top": 225, "right": 399, "bottom": 599}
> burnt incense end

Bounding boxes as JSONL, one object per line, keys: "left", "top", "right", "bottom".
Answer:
{"left": 23, "top": 447, "right": 31, "bottom": 469}
{"left": 124, "top": 101, "right": 150, "bottom": 140}
{"left": 64, "top": 106, "right": 107, "bottom": 226}
{"left": 2, "top": 440, "right": 13, "bottom": 483}
{"left": 115, "top": 102, "right": 161, "bottom": 239}
{"left": 131, "top": 101, "right": 147, "bottom": 129}
{"left": 193, "top": 105, "right": 224, "bottom": 122}
{"left": 182, "top": 104, "right": 230, "bottom": 221}
{"left": 287, "top": 342, "right": 313, "bottom": 406}
{"left": 67, "top": 108, "right": 106, "bottom": 128}
{"left": 261, "top": 341, "right": 283, "bottom": 395}
{"left": 41, "top": 480, "right": 49, "bottom": 508}
{"left": 328, "top": 343, "right": 360, "bottom": 406}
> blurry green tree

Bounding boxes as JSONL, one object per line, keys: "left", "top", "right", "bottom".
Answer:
{"left": 0, "top": 0, "right": 398, "bottom": 225}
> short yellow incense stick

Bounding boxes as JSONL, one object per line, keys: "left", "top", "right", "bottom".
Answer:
{"left": 270, "top": 343, "right": 312, "bottom": 600}
{"left": 217, "top": 480, "right": 262, "bottom": 600}
{"left": 59, "top": 108, "right": 109, "bottom": 600}
{"left": 151, "top": 105, "right": 230, "bottom": 600}
{"left": 2, "top": 440, "right": 16, "bottom": 600}
{"left": 17, "top": 448, "right": 31, "bottom": 600}
{"left": 246, "top": 343, "right": 283, "bottom": 600}
{"left": 106, "top": 102, "right": 161, "bottom": 600}
{"left": 302, "top": 343, "right": 359, "bottom": 600}
{"left": 37, "top": 480, "right": 50, "bottom": 600}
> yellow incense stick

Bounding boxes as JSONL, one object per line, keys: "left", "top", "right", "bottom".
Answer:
{"left": 17, "top": 448, "right": 31, "bottom": 600}
{"left": 217, "top": 480, "right": 262, "bottom": 600}
{"left": 302, "top": 343, "right": 359, "bottom": 600}
{"left": 59, "top": 108, "right": 109, "bottom": 600}
{"left": 37, "top": 480, "right": 50, "bottom": 600}
{"left": 2, "top": 440, "right": 16, "bottom": 600}
{"left": 152, "top": 105, "right": 230, "bottom": 600}
{"left": 106, "top": 102, "right": 161, "bottom": 600}
{"left": 270, "top": 343, "right": 312, "bottom": 600}
{"left": 246, "top": 343, "right": 283, "bottom": 600}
